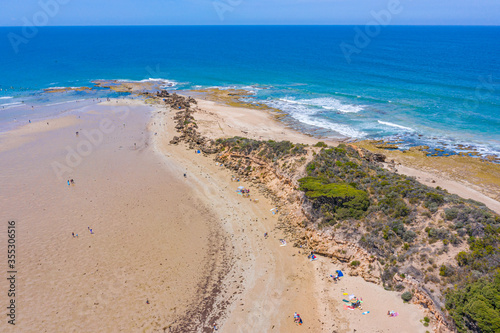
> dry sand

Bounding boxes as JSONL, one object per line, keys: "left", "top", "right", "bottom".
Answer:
{"left": 192, "top": 99, "right": 338, "bottom": 146}
{"left": 0, "top": 96, "right": 438, "bottom": 332}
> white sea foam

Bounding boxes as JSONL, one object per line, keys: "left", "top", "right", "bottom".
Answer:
{"left": 0, "top": 102, "right": 23, "bottom": 107}
{"left": 265, "top": 99, "right": 366, "bottom": 138}
{"left": 45, "top": 86, "right": 85, "bottom": 90}
{"left": 44, "top": 99, "right": 87, "bottom": 107}
{"left": 0, "top": 96, "right": 13, "bottom": 100}
{"left": 293, "top": 113, "right": 366, "bottom": 138}
{"left": 113, "top": 78, "right": 178, "bottom": 87}
{"left": 378, "top": 120, "right": 413, "bottom": 131}
{"left": 206, "top": 85, "right": 259, "bottom": 94}
{"left": 279, "top": 97, "right": 364, "bottom": 113}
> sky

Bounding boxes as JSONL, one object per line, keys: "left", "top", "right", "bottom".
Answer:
{"left": 1, "top": 0, "right": 499, "bottom": 26}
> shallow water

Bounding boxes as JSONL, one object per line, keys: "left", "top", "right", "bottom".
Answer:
{"left": 1, "top": 26, "right": 499, "bottom": 156}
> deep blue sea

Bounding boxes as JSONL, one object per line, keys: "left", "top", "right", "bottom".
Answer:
{"left": 1, "top": 26, "right": 499, "bottom": 157}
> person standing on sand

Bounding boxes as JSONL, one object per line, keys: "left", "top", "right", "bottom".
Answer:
{"left": 67, "top": 180, "right": 70, "bottom": 186}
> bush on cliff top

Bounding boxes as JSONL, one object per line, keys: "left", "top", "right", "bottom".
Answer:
{"left": 298, "top": 177, "right": 370, "bottom": 221}
{"left": 445, "top": 272, "right": 500, "bottom": 333}
{"left": 216, "top": 137, "right": 307, "bottom": 161}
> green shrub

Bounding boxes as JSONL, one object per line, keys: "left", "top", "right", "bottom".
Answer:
{"left": 445, "top": 207, "right": 460, "bottom": 221}
{"left": 351, "top": 260, "right": 361, "bottom": 267}
{"left": 401, "top": 291, "right": 413, "bottom": 302}
{"left": 314, "top": 141, "right": 328, "bottom": 148}
{"left": 298, "top": 177, "right": 370, "bottom": 220}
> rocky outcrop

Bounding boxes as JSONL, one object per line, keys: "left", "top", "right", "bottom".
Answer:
{"left": 358, "top": 147, "right": 386, "bottom": 163}
{"left": 162, "top": 93, "right": 216, "bottom": 152}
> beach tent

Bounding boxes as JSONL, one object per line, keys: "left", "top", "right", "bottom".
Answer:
{"left": 336, "top": 270, "right": 344, "bottom": 277}
{"left": 196, "top": 150, "right": 201, "bottom": 154}
{"left": 237, "top": 186, "right": 245, "bottom": 190}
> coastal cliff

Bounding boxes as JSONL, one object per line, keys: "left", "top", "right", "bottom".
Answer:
{"left": 157, "top": 90, "right": 499, "bottom": 333}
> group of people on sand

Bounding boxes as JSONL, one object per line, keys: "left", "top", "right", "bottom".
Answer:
{"left": 293, "top": 312, "right": 303, "bottom": 325}
{"left": 387, "top": 310, "right": 399, "bottom": 317}
{"left": 67, "top": 179, "right": 75, "bottom": 186}
{"left": 72, "top": 227, "right": 94, "bottom": 238}
{"left": 350, "top": 297, "right": 362, "bottom": 309}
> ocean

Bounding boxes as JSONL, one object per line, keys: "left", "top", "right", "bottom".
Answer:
{"left": 1, "top": 26, "right": 499, "bottom": 157}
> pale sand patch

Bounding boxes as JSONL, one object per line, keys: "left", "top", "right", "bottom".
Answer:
{"left": 0, "top": 115, "right": 81, "bottom": 153}
{"left": 193, "top": 99, "right": 338, "bottom": 146}
{"left": 314, "top": 259, "right": 428, "bottom": 333}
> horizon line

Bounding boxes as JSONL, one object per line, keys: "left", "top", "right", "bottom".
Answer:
{"left": 1, "top": 24, "right": 499, "bottom": 28}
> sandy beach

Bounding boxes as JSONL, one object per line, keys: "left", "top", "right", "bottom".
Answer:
{"left": 3, "top": 94, "right": 495, "bottom": 332}
{"left": 0, "top": 100, "right": 230, "bottom": 332}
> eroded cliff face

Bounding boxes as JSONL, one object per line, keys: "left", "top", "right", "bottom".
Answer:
{"left": 211, "top": 146, "right": 454, "bottom": 332}
{"left": 159, "top": 91, "right": 458, "bottom": 332}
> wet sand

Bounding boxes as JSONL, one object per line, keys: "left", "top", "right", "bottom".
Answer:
{"left": 0, "top": 100, "right": 228, "bottom": 332}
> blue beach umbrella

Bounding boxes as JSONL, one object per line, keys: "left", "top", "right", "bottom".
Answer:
{"left": 336, "top": 270, "right": 344, "bottom": 277}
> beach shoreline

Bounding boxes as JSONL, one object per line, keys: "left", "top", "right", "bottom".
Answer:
{"left": 1, "top": 90, "right": 498, "bottom": 331}
{"left": 0, "top": 99, "right": 235, "bottom": 332}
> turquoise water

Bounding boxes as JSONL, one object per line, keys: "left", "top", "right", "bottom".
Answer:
{"left": 1, "top": 26, "right": 499, "bottom": 156}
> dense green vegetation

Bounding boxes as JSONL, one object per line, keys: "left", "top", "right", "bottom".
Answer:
{"left": 298, "top": 176, "right": 369, "bottom": 221}
{"left": 299, "top": 144, "right": 500, "bottom": 331}
{"left": 216, "top": 137, "right": 307, "bottom": 161}
{"left": 445, "top": 272, "right": 500, "bottom": 333}
{"left": 402, "top": 291, "right": 413, "bottom": 302}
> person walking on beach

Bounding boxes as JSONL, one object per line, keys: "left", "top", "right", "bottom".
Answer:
{"left": 67, "top": 180, "right": 70, "bottom": 186}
